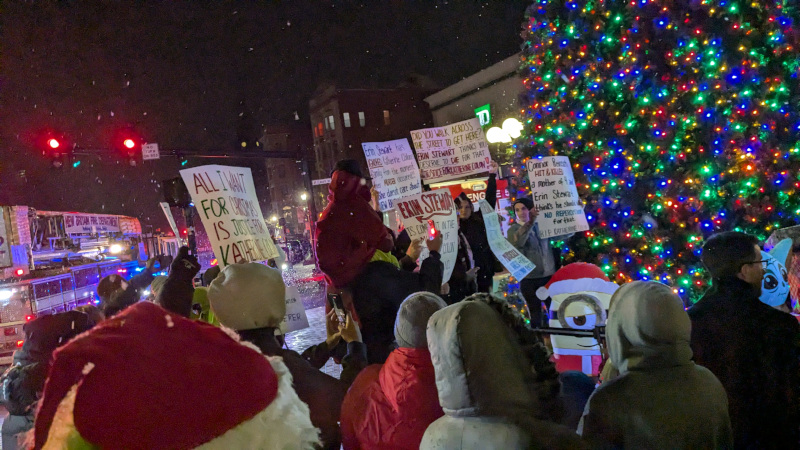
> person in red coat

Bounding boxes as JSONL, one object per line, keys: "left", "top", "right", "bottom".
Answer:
{"left": 315, "top": 159, "right": 393, "bottom": 289}
{"left": 340, "top": 292, "right": 447, "bottom": 450}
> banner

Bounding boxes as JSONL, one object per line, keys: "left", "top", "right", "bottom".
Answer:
{"left": 363, "top": 138, "right": 422, "bottom": 210}
{"left": 279, "top": 285, "right": 310, "bottom": 334}
{"left": 180, "top": 165, "right": 279, "bottom": 267}
{"left": 159, "top": 202, "right": 180, "bottom": 237}
{"left": 410, "top": 118, "right": 492, "bottom": 184}
{"left": 63, "top": 213, "right": 120, "bottom": 234}
{"left": 526, "top": 156, "right": 589, "bottom": 239}
{"left": 394, "top": 189, "right": 459, "bottom": 283}
{"left": 479, "top": 200, "right": 535, "bottom": 281}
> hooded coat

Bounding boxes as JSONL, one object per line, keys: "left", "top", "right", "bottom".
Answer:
{"left": 688, "top": 277, "right": 800, "bottom": 449}
{"left": 579, "top": 281, "right": 733, "bottom": 449}
{"left": 421, "top": 301, "right": 584, "bottom": 450}
{"left": 456, "top": 174, "right": 497, "bottom": 292}
{"left": 316, "top": 170, "right": 392, "bottom": 289}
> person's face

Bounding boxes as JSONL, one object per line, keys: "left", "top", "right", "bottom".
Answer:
{"left": 514, "top": 203, "right": 531, "bottom": 224}
{"left": 457, "top": 201, "right": 472, "bottom": 220}
{"left": 737, "top": 244, "right": 766, "bottom": 290}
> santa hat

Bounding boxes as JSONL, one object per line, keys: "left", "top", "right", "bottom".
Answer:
{"left": 33, "top": 302, "right": 319, "bottom": 449}
{"left": 207, "top": 263, "right": 286, "bottom": 331}
{"left": 536, "top": 263, "right": 620, "bottom": 300}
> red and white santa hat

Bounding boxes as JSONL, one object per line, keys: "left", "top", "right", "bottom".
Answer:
{"left": 33, "top": 301, "right": 319, "bottom": 449}
{"left": 537, "top": 262, "right": 620, "bottom": 300}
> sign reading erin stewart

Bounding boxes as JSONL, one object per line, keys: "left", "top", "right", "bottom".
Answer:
{"left": 394, "top": 189, "right": 459, "bottom": 284}
{"left": 410, "top": 118, "right": 492, "bottom": 184}
{"left": 362, "top": 138, "right": 422, "bottom": 210}
{"left": 63, "top": 213, "right": 120, "bottom": 234}
{"left": 180, "top": 165, "right": 279, "bottom": 267}
{"left": 526, "top": 156, "right": 589, "bottom": 239}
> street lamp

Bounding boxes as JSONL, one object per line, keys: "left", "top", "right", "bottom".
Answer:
{"left": 300, "top": 192, "right": 308, "bottom": 201}
{"left": 270, "top": 215, "right": 278, "bottom": 222}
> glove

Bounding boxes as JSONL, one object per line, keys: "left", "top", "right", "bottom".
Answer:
{"left": 169, "top": 247, "right": 200, "bottom": 282}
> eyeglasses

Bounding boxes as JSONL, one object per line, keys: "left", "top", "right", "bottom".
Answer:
{"left": 739, "top": 259, "right": 768, "bottom": 270}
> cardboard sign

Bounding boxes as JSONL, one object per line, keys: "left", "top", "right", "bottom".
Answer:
{"left": 279, "top": 285, "right": 310, "bottom": 334}
{"left": 179, "top": 165, "right": 279, "bottom": 267}
{"left": 142, "top": 143, "right": 160, "bottom": 160}
{"left": 63, "top": 213, "right": 120, "bottom": 234}
{"left": 526, "top": 156, "right": 589, "bottom": 239}
{"left": 159, "top": 202, "right": 180, "bottom": 237}
{"left": 363, "top": 138, "right": 422, "bottom": 210}
{"left": 394, "top": 189, "right": 458, "bottom": 283}
{"left": 410, "top": 118, "right": 492, "bottom": 184}
{"left": 479, "top": 200, "right": 535, "bottom": 281}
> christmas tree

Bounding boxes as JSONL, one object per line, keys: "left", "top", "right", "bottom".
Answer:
{"left": 498, "top": 275, "right": 535, "bottom": 325}
{"left": 517, "top": 0, "right": 800, "bottom": 302}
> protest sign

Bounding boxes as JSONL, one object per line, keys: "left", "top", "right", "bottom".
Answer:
{"left": 410, "top": 118, "right": 492, "bottom": 184}
{"left": 526, "top": 156, "right": 589, "bottom": 239}
{"left": 362, "top": 138, "right": 422, "bottom": 210}
{"left": 180, "top": 165, "right": 279, "bottom": 267}
{"left": 394, "top": 189, "right": 458, "bottom": 283}
{"left": 279, "top": 284, "right": 310, "bottom": 334}
{"left": 479, "top": 200, "right": 536, "bottom": 281}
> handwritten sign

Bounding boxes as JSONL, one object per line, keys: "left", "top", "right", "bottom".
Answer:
{"left": 479, "top": 200, "right": 535, "bottom": 281}
{"left": 394, "top": 189, "right": 458, "bottom": 283}
{"left": 180, "top": 165, "right": 279, "bottom": 267}
{"left": 63, "top": 213, "right": 120, "bottom": 234}
{"left": 362, "top": 139, "right": 422, "bottom": 210}
{"left": 526, "top": 156, "right": 589, "bottom": 239}
{"left": 279, "top": 285, "right": 310, "bottom": 334}
{"left": 410, "top": 118, "right": 492, "bottom": 184}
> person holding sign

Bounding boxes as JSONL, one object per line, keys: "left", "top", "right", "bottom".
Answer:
{"left": 453, "top": 161, "right": 499, "bottom": 293}
{"left": 507, "top": 197, "right": 568, "bottom": 326}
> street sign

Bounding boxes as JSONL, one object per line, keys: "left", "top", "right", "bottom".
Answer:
{"left": 312, "top": 178, "right": 331, "bottom": 186}
{"left": 142, "top": 143, "right": 160, "bottom": 160}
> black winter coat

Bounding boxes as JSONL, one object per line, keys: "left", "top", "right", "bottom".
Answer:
{"left": 459, "top": 174, "right": 497, "bottom": 292}
{"left": 688, "top": 278, "right": 800, "bottom": 449}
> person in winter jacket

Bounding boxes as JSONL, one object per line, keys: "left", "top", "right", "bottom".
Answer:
{"left": 453, "top": 162, "right": 499, "bottom": 293}
{"left": 340, "top": 292, "right": 446, "bottom": 450}
{"left": 421, "top": 294, "right": 585, "bottom": 450}
{"left": 443, "top": 230, "right": 479, "bottom": 304}
{"left": 0, "top": 311, "right": 94, "bottom": 450}
{"left": 32, "top": 302, "right": 319, "bottom": 450}
{"left": 316, "top": 159, "right": 393, "bottom": 289}
{"left": 346, "top": 236, "right": 444, "bottom": 364}
{"left": 97, "top": 256, "right": 158, "bottom": 316}
{"left": 579, "top": 281, "right": 733, "bottom": 449}
{"left": 688, "top": 232, "right": 800, "bottom": 448}
{"left": 208, "top": 262, "right": 368, "bottom": 450}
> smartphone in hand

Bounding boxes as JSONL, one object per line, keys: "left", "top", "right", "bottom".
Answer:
{"left": 328, "top": 293, "right": 346, "bottom": 324}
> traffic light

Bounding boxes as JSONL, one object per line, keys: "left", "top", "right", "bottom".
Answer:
{"left": 112, "top": 127, "right": 142, "bottom": 165}
{"left": 36, "top": 130, "right": 72, "bottom": 168}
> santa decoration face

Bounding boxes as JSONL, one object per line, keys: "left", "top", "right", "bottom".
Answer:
{"left": 537, "top": 263, "right": 619, "bottom": 376}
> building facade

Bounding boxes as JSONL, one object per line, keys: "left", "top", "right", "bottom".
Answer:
{"left": 308, "top": 82, "right": 434, "bottom": 213}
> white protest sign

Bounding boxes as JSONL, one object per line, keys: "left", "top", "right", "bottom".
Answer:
{"left": 142, "top": 143, "right": 160, "bottom": 160}
{"left": 479, "top": 200, "right": 536, "bottom": 281}
{"left": 410, "top": 118, "right": 492, "bottom": 184}
{"left": 180, "top": 165, "right": 279, "bottom": 267}
{"left": 159, "top": 202, "right": 180, "bottom": 238}
{"left": 279, "top": 284, "right": 310, "bottom": 334}
{"left": 526, "top": 156, "right": 589, "bottom": 239}
{"left": 394, "top": 189, "right": 458, "bottom": 283}
{"left": 363, "top": 138, "right": 422, "bottom": 210}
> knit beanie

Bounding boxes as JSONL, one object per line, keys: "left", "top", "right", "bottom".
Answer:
{"left": 208, "top": 263, "right": 286, "bottom": 331}
{"left": 394, "top": 292, "right": 447, "bottom": 348}
{"left": 513, "top": 197, "right": 534, "bottom": 211}
{"left": 150, "top": 275, "right": 169, "bottom": 297}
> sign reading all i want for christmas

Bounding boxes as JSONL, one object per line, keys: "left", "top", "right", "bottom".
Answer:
{"left": 526, "top": 156, "right": 589, "bottom": 239}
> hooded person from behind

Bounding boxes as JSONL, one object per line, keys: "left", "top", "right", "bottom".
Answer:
{"left": 340, "top": 292, "right": 446, "bottom": 450}
{"left": 208, "top": 262, "right": 367, "bottom": 450}
{"left": 421, "top": 296, "right": 585, "bottom": 450}
{"left": 579, "top": 281, "right": 733, "bottom": 449}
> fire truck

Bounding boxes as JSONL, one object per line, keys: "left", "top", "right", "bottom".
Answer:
{"left": 0, "top": 206, "right": 180, "bottom": 365}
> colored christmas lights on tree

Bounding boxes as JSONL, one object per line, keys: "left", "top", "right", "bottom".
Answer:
{"left": 499, "top": 275, "right": 535, "bottom": 325}
{"left": 518, "top": 0, "right": 800, "bottom": 302}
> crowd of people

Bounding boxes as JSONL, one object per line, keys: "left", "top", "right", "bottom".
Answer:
{"left": 0, "top": 159, "right": 798, "bottom": 449}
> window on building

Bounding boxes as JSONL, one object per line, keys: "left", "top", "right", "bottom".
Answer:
{"left": 328, "top": 115, "right": 335, "bottom": 130}
{"left": 358, "top": 111, "right": 366, "bottom": 127}
{"left": 317, "top": 122, "right": 323, "bottom": 136}
{"left": 343, "top": 112, "right": 351, "bottom": 128}
{"left": 323, "top": 118, "right": 329, "bottom": 131}
{"left": 383, "top": 110, "right": 390, "bottom": 125}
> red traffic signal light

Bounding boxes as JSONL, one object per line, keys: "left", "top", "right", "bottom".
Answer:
{"left": 123, "top": 138, "right": 136, "bottom": 149}
{"left": 48, "top": 138, "right": 61, "bottom": 149}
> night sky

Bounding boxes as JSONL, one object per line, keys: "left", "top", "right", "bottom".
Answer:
{"left": 0, "top": 1, "right": 527, "bottom": 227}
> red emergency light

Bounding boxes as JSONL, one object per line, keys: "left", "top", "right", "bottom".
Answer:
{"left": 15, "top": 340, "right": 23, "bottom": 348}
{"left": 25, "top": 314, "right": 35, "bottom": 322}
{"left": 14, "top": 269, "right": 24, "bottom": 276}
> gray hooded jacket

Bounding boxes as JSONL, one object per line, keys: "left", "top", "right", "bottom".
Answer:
{"left": 578, "top": 281, "right": 733, "bottom": 449}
